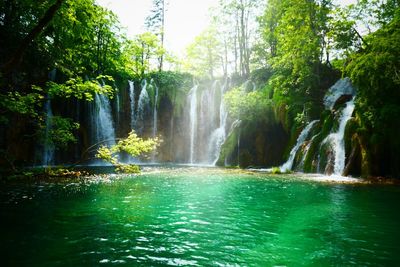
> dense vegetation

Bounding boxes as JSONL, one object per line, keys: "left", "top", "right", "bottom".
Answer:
{"left": 0, "top": 0, "right": 399, "bottom": 177}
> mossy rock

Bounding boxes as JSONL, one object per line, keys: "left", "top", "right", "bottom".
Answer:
{"left": 239, "top": 150, "right": 253, "bottom": 168}
{"left": 216, "top": 127, "right": 239, "bottom": 166}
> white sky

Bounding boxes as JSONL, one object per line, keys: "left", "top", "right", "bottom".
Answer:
{"left": 96, "top": 0, "right": 357, "bottom": 57}
{"left": 96, "top": 0, "right": 218, "bottom": 57}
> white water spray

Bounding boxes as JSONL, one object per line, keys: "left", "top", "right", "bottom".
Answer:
{"left": 208, "top": 81, "right": 228, "bottom": 165}
{"left": 280, "top": 120, "right": 319, "bottom": 172}
{"left": 93, "top": 93, "right": 116, "bottom": 147}
{"left": 129, "top": 80, "right": 135, "bottom": 129}
{"left": 42, "top": 98, "right": 55, "bottom": 166}
{"left": 188, "top": 83, "right": 198, "bottom": 164}
{"left": 323, "top": 98, "right": 355, "bottom": 175}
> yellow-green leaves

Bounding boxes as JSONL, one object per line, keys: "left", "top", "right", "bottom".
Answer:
{"left": 0, "top": 91, "right": 43, "bottom": 122}
{"left": 96, "top": 131, "right": 161, "bottom": 173}
{"left": 47, "top": 75, "right": 115, "bottom": 101}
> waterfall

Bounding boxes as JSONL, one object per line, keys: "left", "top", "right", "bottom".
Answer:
{"left": 42, "top": 98, "right": 55, "bottom": 166}
{"left": 152, "top": 80, "right": 158, "bottom": 137}
{"left": 114, "top": 83, "right": 120, "bottom": 125}
{"left": 92, "top": 93, "right": 116, "bottom": 147}
{"left": 150, "top": 80, "right": 159, "bottom": 162}
{"left": 322, "top": 98, "right": 355, "bottom": 175}
{"left": 41, "top": 68, "right": 57, "bottom": 166}
{"left": 137, "top": 79, "right": 150, "bottom": 134}
{"left": 188, "top": 83, "right": 198, "bottom": 164}
{"left": 129, "top": 80, "right": 135, "bottom": 129}
{"left": 324, "top": 78, "right": 355, "bottom": 110}
{"left": 297, "top": 134, "right": 318, "bottom": 170}
{"left": 280, "top": 120, "right": 319, "bottom": 172}
{"left": 208, "top": 82, "right": 228, "bottom": 165}
{"left": 185, "top": 79, "right": 231, "bottom": 164}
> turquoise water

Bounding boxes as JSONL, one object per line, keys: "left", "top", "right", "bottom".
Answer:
{"left": 1, "top": 167, "right": 400, "bottom": 266}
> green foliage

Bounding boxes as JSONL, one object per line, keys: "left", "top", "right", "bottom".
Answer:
{"left": 0, "top": 89, "right": 43, "bottom": 123}
{"left": 49, "top": 116, "right": 79, "bottom": 149}
{"left": 148, "top": 71, "right": 193, "bottom": 115}
{"left": 39, "top": 116, "right": 80, "bottom": 149}
{"left": 184, "top": 25, "right": 222, "bottom": 78}
{"left": 96, "top": 131, "right": 161, "bottom": 173}
{"left": 47, "top": 75, "right": 115, "bottom": 100}
{"left": 224, "top": 86, "right": 273, "bottom": 123}
{"left": 271, "top": 167, "right": 282, "bottom": 174}
{"left": 216, "top": 125, "right": 240, "bottom": 166}
{"left": 257, "top": 0, "right": 335, "bottom": 134}
{"left": 124, "top": 32, "right": 165, "bottom": 77}
{"left": 345, "top": 12, "right": 400, "bottom": 176}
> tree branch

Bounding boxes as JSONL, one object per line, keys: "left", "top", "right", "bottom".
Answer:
{"left": 1, "top": 0, "right": 64, "bottom": 74}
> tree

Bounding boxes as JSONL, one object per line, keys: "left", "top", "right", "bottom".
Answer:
{"left": 216, "top": 0, "right": 261, "bottom": 78}
{"left": 96, "top": 130, "right": 160, "bottom": 173}
{"left": 345, "top": 11, "right": 400, "bottom": 176}
{"left": 145, "top": 0, "right": 166, "bottom": 72}
{"left": 0, "top": 0, "right": 134, "bottom": 169}
{"left": 125, "top": 32, "right": 164, "bottom": 77}
{"left": 184, "top": 26, "right": 222, "bottom": 79}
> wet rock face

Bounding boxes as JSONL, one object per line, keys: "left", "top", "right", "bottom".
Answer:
{"left": 333, "top": 95, "right": 353, "bottom": 110}
{"left": 218, "top": 120, "right": 289, "bottom": 168}
{"left": 324, "top": 78, "right": 355, "bottom": 110}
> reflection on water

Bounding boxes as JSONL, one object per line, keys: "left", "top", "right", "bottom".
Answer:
{"left": 1, "top": 167, "right": 400, "bottom": 266}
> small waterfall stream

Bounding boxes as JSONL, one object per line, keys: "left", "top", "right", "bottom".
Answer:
{"left": 321, "top": 98, "right": 355, "bottom": 175}
{"left": 137, "top": 80, "right": 150, "bottom": 135}
{"left": 208, "top": 82, "right": 228, "bottom": 165}
{"left": 129, "top": 80, "right": 135, "bottom": 129}
{"left": 152, "top": 80, "right": 159, "bottom": 138}
{"left": 188, "top": 83, "right": 198, "bottom": 164}
{"left": 42, "top": 98, "right": 55, "bottom": 166}
{"left": 280, "top": 120, "right": 319, "bottom": 172}
{"left": 92, "top": 93, "right": 116, "bottom": 147}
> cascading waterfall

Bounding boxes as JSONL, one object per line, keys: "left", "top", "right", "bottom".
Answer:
{"left": 136, "top": 79, "right": 150, "bottom": 134}
{"left": 188, "top": 83, "right": 198, "bottom": 164}
{"left": 42, "top": 98, "right": 55, "bottom": 166}
{"left": 92, "top": 92, "right": 116, "bottom": 147}
{"left": 129, "top": 80, "right": 135, "bottom": 129}
{"left": 297, "top": 134, "right": 318, "bottom": 170}
{"left": 151, "top": 80, "right": 159, "bottom": 162}
{"left": 322, "top": 98, "right": 355, "bottom": 175}
{"left": 152, "top": 80, "right": 158, "bottom": 138}
{"left": 41, "top": 69, "right": 57, "bottom": 166}
{"left": 208, "top": 81, "right": 228, "bottom": 165}
{"left": 114, "top": 83, "right": 120, "bottom": 125}
{"left": 187, "top": 79, "right": 229, "bottom": 165}
{"left": 280, "top": 120, "right": 319, "bottom": 172}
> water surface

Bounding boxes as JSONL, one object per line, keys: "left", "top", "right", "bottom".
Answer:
{"left": 1, "top": 167, "right": 399, "bottom": 266}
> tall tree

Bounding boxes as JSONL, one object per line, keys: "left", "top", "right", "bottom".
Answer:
{"left": 145, "top": 0, "right": 166, "bottom": 72}
{"left": 185, "top": 26, "right": 222, "bottom": 79}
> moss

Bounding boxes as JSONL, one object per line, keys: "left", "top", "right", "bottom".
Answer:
{"left": 146, "top": 71, "right": 193, "bottom": 117}
{"left": 216, "top": 127, "right": 239, "bottom": 166}
{"left": 271, "top": 167, "right": 282, "bottom": 174}
{"left": 344, "top": 118, "right": 358, "bottom": 159}
{"left": 303, "top": 112, "right": 334, "bottom": 173}
{"left": 239, "top": 150, "right": 253, "bottom": 168}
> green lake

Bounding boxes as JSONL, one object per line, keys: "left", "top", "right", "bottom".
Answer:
{"left": 1, "top": 167, "right": 399, "bottom": 266}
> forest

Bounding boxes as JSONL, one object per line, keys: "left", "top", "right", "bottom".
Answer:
{"left": 2, "top": 1, "right": 400, "bottom": 266}
{"left": 0, "top": 0, "right": 399, "bottom": 179}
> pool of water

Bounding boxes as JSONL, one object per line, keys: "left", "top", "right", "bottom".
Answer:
{"left": 1, "top": 167, "right": 399, "bottom": 266}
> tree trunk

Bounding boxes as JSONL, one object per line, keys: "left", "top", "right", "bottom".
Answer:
{"left": 1, "top": 0, "right": 64, "bottom": 74}
{"left": 158, "top": 0, "right": 165, "bottom": 72}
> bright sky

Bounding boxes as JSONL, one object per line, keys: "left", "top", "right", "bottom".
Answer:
{"left": 96, "top": 0, "right": 357, "bottom": 57}
{"left": 96, "top": 0, "right": 218, "bottom": 57}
